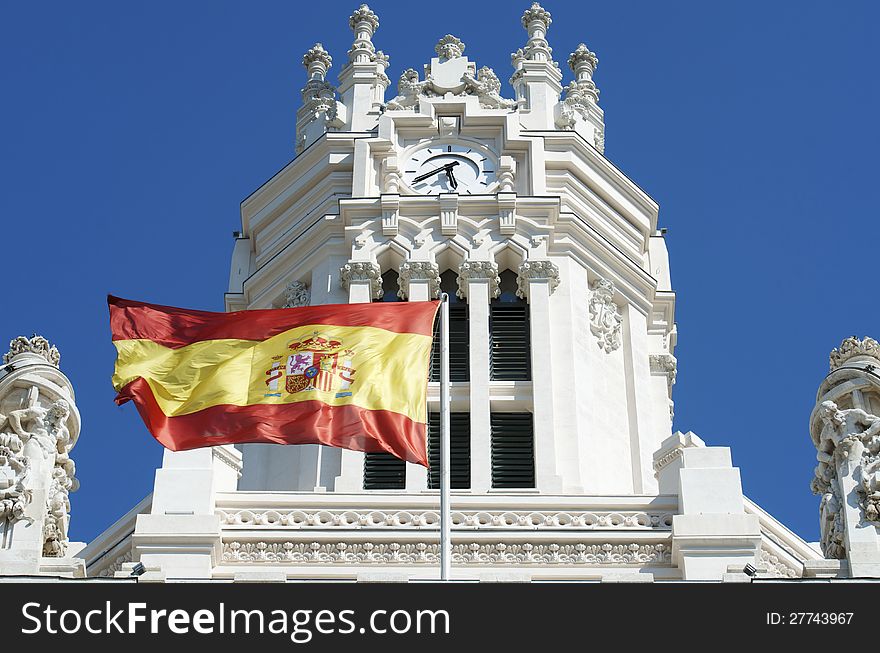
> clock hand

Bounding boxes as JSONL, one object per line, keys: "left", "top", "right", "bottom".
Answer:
{"left": 445, "top": 167, "right": 458, "bottom": 190}
{"left": 412, "top": 160, "right": 460, "bottom": 184}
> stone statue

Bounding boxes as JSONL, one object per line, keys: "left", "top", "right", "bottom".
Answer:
{"left": 811, "top": 399, "right": 880, "bottom": 558}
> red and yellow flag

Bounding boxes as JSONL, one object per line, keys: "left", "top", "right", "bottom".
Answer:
{"left": 109, "top": 296, "right": 439, "bottom": 466}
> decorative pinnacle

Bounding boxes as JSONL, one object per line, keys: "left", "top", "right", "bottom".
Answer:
{"left": 435, "top": 34, "right": 465, "bottom": 60}
{"left": 521, "top": 2, "right": 552, "bottom": 31}
{"left": 302, "top": 43, "right": 332, "bottom": 74}
{"left": 349, "top": 4, "right": 379, "bottom": 33}
{"left": 3, "top": 334, "right": 60, "bottom": 367}
{"left": 829, "top": 336, "right": 880, "bottom": 371}
{"left": 568, "top": 43, "right": 598, "bottom": 74}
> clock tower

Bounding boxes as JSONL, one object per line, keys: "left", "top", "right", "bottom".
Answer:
{"left": 82, "top": 3, "right": 832, "bottom": 582}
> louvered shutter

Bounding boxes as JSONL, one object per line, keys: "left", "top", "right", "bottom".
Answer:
{"left": 363, "top": 452, "right": 406, "bottom": 490}
{"left": 364, "top": 269, "right": 407, "bottom": 488}
{"left": 490, "top": 412, "right": 535, "bottom": 488}
{"left": 427, "top": 412, "right": 471, "bottom": 489}
{"left": 489, "top": 270, "right": 531, "bottom": 381}
{"left": 430, "top": 270, "right": 469, "bottom": 382}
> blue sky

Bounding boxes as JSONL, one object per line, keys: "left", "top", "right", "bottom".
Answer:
{"left": 1, "top": 1, "right": 877, "bottom": 544}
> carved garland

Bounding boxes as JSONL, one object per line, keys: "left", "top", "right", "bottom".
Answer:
{"left": 222, "top": 541, "right": 671, "bottom": 565}
{"left": 218, "top": 509, "right": 674, "bottom": 530}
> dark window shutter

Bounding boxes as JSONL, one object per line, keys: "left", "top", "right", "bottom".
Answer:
{"left": 491, "top": 412, "right": 535, "bottom": 488}
{"left": 427, "top": 412, "right": 471, "bottom": 489}
{"left": 364, "top": 269, "right": 407, "bottom": 488}
{"left": 490, "top": 271, "right": 531, "bottom": 381}
{"left": 430, "top": 271, "right": 469, "bottom": 382}
{"left": 363, "top": 452, "right": 406, "bottom": 490}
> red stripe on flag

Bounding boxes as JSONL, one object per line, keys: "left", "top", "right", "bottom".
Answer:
{"left": 115, "top": 377, "right": 428, "bottom": 466}
{"left": 108, "top": 295, "right": 440, "bottom": 349}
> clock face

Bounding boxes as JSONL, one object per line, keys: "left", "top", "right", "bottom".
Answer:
{"left": 402, "top": 143, "right": 497, "bottom": 195}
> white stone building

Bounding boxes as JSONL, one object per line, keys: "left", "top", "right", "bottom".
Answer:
{"left": 2, "top": 3, "right": 877, "bottom": 582}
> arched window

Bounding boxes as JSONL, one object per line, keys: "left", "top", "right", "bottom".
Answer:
{"left": 430, "top": 270, "right": 469, "bottom": 382}
{"left": 489, "top": 269, "right": 531, "bottom": 381}
{"left": 364, "top": 269, "right": 406, "bottom": 489}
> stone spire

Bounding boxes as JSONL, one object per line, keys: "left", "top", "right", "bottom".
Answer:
{"left": 338, "top": 4, "right": 387, "bottom": 130}
{"left": 296, "top": 43, "right": 343, "bottom": 153}
{"left": 510, "top": 3, "right": 563, "bottom": 130}
{"left": 567, "top": 43, "right": 599, "bottom": 103}
{"left": 556, "top": 41, "right": 605, "bottom": 152}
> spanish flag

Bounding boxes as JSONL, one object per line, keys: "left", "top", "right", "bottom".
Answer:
{"left": 109, "top": 296, "right": 439, "bottom": 466}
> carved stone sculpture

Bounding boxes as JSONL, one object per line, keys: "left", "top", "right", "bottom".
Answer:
{"left": 339, "top": 261, "right": 383, "bottom": 299}
{"left": 457, "top": 261, "right": 501, "bottom": 300}
{"left": 516, "top": 260, "right": 560, "bottom": 299}
{"left": 397, "top": 261, "right": 440, "bottom": 300}
{"left": 589, "top": 278, "right": 622, "bottom": 353}
{"left": 281, "top": 280, "right": 310, "bottom": 308}
{"left": 811, "top": 399, "right": 880, "bottom": 558}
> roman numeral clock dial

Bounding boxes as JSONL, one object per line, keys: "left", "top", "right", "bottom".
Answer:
{"left": 403, "top": 142, "right": 497, "bottom": 195}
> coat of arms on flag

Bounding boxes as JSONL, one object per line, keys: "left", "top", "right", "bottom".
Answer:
{"left": 271, "top": 334, "right": 355, "bottom": 398}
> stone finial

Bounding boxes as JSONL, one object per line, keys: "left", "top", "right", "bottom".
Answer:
{"left": 829, "top": 336, "right": 880, "bottom": 372}
{"left": 4, "top": 334, "right": 60, "bottom": 367}
{"left": 435, "top": 34, "right": 465, "bottom": 60}
{"left": 347, "top": 4, "right": 379, "bottom": 65}
{"left": 568, "top": 43, "right": 598, "bottom": 75}
{"left": 517, "top": 2, "right": 555, "bottom": 65}
{"left": 349, "top": 4, "right": 379, "bottom": 33}
{"left": 521, "top": 2, "right": 552, "bottom": 32}
{"left": 281, "top": 280, "right": 311, "bottom": 308}
{"left": 302, "top": 43, "right": 332, "bottom": 79}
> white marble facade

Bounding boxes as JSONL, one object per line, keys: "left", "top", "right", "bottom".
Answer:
{"left": 8, "top": 4, "right": 878, "bottom": 582}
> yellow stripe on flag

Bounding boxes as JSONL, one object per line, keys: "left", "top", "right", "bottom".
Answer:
{"left": 112, "top": 323, "right": 432, "bottom": 424}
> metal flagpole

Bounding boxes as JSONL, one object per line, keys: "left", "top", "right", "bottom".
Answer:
{"left": 439, "top": 292, "right": 451, "bottom": 581}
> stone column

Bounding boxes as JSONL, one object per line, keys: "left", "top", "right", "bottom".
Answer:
{"left": 457, "top": 261, "right": 498, "bottom": 492}
{"left": 517, "top": 260, "right": 562, "bottom": 493}
{"left": 334, "top": 261, "right": 383, "bottom": 492}
{"left": 398, "top": 261, "right": 440, "bottom": 491}
{"left": 0, "top": 335, "right": 84, "bottom": 578}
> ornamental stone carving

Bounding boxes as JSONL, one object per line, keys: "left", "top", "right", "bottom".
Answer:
{"left": 516, "top": 260, "right": 560, "bottom": 300}
{"left": 589, "top": 278, "right": 622, "bottom": 353}
{"left": 829, "top": 336, "right": 880, "bottom": 371}
{"left": 0, "top": 396, "right": 77, "bottom": 557}
{"left": 339, "top": 262, "right": 383, "bottom": 299}
{"left": 650, "top": 354, "right": 677, "bottom": 392}
{"left": 281, "top": 280, "right": 310, "bottom": 308}
{"left": 397, "top": 261, "right": 440, "bottom": 300}
{"left": 222, "top": 540, "right": 671, "bottom": 566}
{"left": 386, "top": 65, "right": 515, "bottom": 111}
{"left": 218, "top": 508, "right": 674, "bottom": 530}
{"left": 4, "top": 335, "right": 60, "bottom": 367}
{"left": 811, "top": 399, "right": 880, "bottom": 558}
{"left": 435, "top": 34, "right": 465, "bottom": 61}
{"left": 457, "top": 261, "right": 501, "bottom": 300}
